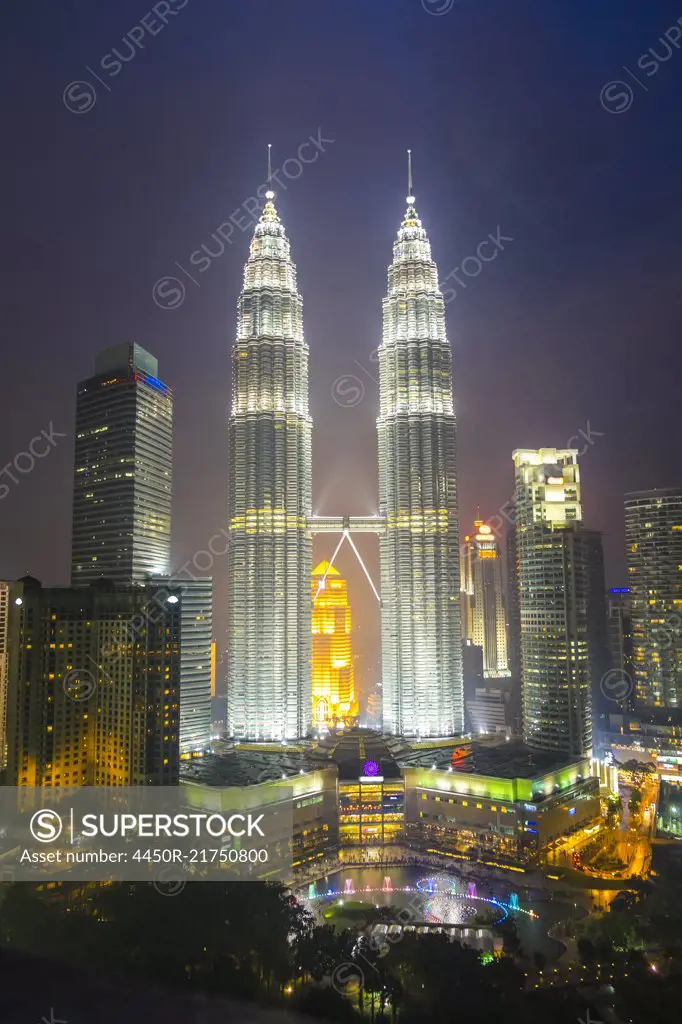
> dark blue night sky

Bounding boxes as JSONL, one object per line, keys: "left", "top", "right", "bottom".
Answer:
{"left": 2, "top": 0, "right": 682, "bottom": 691}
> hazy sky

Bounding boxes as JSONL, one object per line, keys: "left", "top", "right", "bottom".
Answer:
{"left": 2, "top": 0, "right": 682, "bottom": 697}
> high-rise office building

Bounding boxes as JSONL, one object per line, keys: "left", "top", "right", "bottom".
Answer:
{"left": 513, "top": 448, "right": 592, "bottom": 758}
{"left": 625, "top": 488, "right": 682, "bottom": 708}
{"left": 606, "top": 587, "right": 634, "bottom": 711}
{"left": 6, "top": 575, "right": 180, "bottom": 786}
{"left": 460, "top": 521, "right": 511, "bottom": 678}
{"left": 227, "top": 191, "right": 313, "bottom": 740}
{"left": 71, "top": 342, "right": 172, "bottom": 585}
{"left": 311, "top": 561, "right": 358, "bottom": 729}
{"left": 0, "top": 581, "right": 9, "bottom": 771}
{"left": 377, "top": 178, "right": 463, "bottom": 738}
{"left": 151, "top": 576, "right": 212, "bottom": 757}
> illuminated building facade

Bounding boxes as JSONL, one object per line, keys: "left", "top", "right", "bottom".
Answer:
{"left": 338, "top": 776, "right": 405, "bottom": 846}
{"left": 227, "top": 191, "right": 312, "bottom": 740}
{"left": 625, "top": 488, "right": 682, "bottom": 708}
{"left": 403, "top": 751, "right": 600, "bottom": 860}
{"left": 71, "top": 343, "right": 172, "bottom": 585}
{"left": 311, "top": 561, "right": 358, "bottom": 728}
{"left": 377, "top": 177, "right": 463, "bottom": 737}
{"left": 180, "top": 753, "right": 339, "bottom": 869}
{"left": 513, "top": 449, "right": 592, "bottom": 758}
{"left": 6, "top": 575, "right": 180, "bottom": 787}
{"left": 150, "top": 576, "right": 213, "bottom": 757}
{"left": 461, "top": 522, "right": 510, "bottom": 678}
{"left": 0, "top": 581, "right": 9, "bottom": 770}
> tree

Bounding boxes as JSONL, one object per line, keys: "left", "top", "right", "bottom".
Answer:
{"left": 533, "top": 951, "right": 547, "bottom": 973}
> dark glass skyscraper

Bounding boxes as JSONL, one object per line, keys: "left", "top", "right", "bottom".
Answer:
{"left": 71, "top": 342, "right": 173, "bottom": 585}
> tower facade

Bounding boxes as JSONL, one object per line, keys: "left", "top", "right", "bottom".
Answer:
{"left": 625, "top": 488, "right": 682, "bottom": 708}
{"left": 6, "top": 576, "right": 180, "bottom": 787}
{"left": 377, "top": 187, "right": 463, "bottom": 737}
{"left": 513, "top": 448, "right": 592, "bottom": 758}
{"left": 460, "top": 522, "right": 511, "bottom": 678}
{"left": 71, "top": 342, "right": 173, "bottom": 585}
{"left": 606, "top": 587, "right": 634, "bottom": 712}
{"left": 227, "top": 192, "right": 313, "bottom": 740}
{"left": 312, "top": 561, "right": 358, "bottom": 730}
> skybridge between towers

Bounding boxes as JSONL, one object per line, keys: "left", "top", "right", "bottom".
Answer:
{"left": 307, "top": 515, "right": 385, "bottom": 604}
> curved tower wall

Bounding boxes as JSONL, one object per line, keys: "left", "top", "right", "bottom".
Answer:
{"left": 377, "top": 197, "right": 463, "bottom": 737}
{"left": 227, "top": 195, "right": 313, "bottom": 740}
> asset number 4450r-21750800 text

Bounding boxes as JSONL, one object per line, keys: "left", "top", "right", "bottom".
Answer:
{"left": 132, "top": 848, "right": 269, "bottom": 864}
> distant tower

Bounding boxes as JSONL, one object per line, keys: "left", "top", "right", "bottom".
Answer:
{"left": 606, "top": 587, "right": 634, "bottom": 712}
{"left": 71, "top": 342, "right": 173, "bottom": 584}
{"left": 312, "top": 562, "right": 358, "bottom": 729}
{"left": 227, "top": 180, "right": 313, "bottom": 740}
{"left": 460, "top": 522, "right": 511, "bottom": 678}
{"left": 0, "top": 581, "right": 9, "bottom": 770}
{"left": 513, "top": 448, "right": 592, "bottom": 758}
{"left": 625, "top": 488, "right": 682, "bottom": 708}
{"left": 378, "top": 153, "right": 463, "bottom": 737}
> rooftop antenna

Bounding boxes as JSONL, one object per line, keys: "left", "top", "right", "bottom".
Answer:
{"left": 407, "top": 148, "right": 415, "bottom": 204}
{"left": 266, "top": 143, "right": 274, "bottom": 199}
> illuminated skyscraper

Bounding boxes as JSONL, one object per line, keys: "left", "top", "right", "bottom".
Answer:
{"left": 460, "top": 521, "right": 510, "bottom": 678}
{"left": 377, "top": 160, "right": 463, "bottom": 737}
{"left": 312, "top": 561, "right": 358, "bottom": 729}
{"left": 625, "top": 488, "right": 682, "bottom": 708}
{"left": 71, "top": 342, "right": 172, "bottom": 584}
{"left": 6, "top": 575, "right": 180, "bottom": 786}
{"left": 227, "top": 189, "right": 313, "bottom": 740}
{"left": 513, "top": 448, "right": 592, "bottom": 758}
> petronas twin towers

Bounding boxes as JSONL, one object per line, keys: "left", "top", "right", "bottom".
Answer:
{"left": 227, "top": 172, "right": 463, "bottom": 742}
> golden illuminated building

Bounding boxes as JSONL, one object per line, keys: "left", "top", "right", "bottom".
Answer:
{"left": 312, "top": 561, "right": 358, "bottom": 728}
{"left": 460, "top": 521, "right": 510, "bottom": 678}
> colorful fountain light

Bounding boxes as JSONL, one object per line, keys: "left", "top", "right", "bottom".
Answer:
{"left": 302, "top": 877, "right": 539, "bottom": 922}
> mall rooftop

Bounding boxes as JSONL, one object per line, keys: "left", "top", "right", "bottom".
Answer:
{"left": 397, "top": 739, "right": 587, "bottom": 781}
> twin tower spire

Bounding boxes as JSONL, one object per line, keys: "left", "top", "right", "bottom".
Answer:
{"left": 227, "top": 151, "right": 462, "bottom": 742}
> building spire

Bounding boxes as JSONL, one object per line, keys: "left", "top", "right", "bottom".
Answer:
{"left": 407, "top": 148, "right": 414, "bottom": 204}
{"left": 259, "top": 144, "right": 279, "bottom": 225}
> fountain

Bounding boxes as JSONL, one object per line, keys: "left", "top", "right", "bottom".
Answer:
{"left": 382, "top": 876, "right": 392, "bottom": 892}
{"left": 308, "top": 883, "right": 316, "bottom": 900}
{"left": 344, "top": 878, "right": 353, "bottom": 895}
{"left": 467, "top": 881, "right": 477, "bottom": 899}
{"left": 508, "top": 892, "right": 519, "bottom": 912}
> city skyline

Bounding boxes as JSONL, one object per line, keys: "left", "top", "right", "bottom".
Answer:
{"left": 3, "top": 2, "right": 682, "bottom": 706}
{"left": 1, "top": 180, "right": 679, "bottom": 712}
{"left": 3, "top": 4, "right": 682, "bottom": 1019}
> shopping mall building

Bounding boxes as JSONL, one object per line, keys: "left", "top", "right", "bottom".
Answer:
{"left": 180, "top": 729, "right": 608, "bottom": 871}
